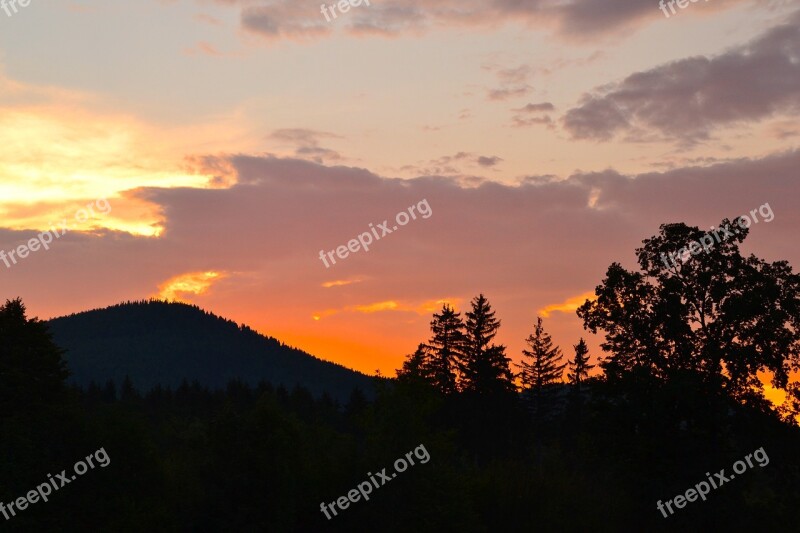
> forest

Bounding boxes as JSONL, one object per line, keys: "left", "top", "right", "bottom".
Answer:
{"left": 1, "top": 218, "right": 800, "bottom": 532}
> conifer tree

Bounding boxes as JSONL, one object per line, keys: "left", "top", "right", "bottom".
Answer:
{"left": 423, "top": 304, "right": 465, "bottom": 394}
{"left": 459, "top": 294, "right": 514, "bottom": 394}
{"left": 518, "top": 317, "right": 566, "bottom": 414}
{"left": 0, "top": 298, "right": 68, "bottom": 411}
{"left": 567, "top": 338, "right": 594, "bottom": 393}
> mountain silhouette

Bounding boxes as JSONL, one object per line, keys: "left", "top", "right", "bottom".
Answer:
{"left": 47, "top": 300, "right": 373, "bottom": 400}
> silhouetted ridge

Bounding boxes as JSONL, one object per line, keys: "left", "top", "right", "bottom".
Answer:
{"left": 48, "top": 300, "right": 373, "bottom": 400}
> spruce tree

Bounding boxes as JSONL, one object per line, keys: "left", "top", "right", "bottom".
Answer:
{"left": 518, "top": 317, "right": 566, "bottom": 415}
{"left": 460, "top": 294, "right": 514, "bottom": 395}
{"left": 567, "top": 338, "right": 594, "bottom": 393}
{"left": 423, "top": 304, "right": 465, "bottom": 394}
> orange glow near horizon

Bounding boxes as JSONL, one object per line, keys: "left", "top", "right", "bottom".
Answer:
{"left": 268, "top": 328, "right": 399, "bottom": 377}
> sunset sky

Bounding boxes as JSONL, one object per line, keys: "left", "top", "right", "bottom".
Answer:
{"left": 0, "top": 1, "right": 798, "bottom": 387}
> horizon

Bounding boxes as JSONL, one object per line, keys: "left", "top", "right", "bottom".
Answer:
{"left": 0, "top": 1, "right": 798, "bottom": 397}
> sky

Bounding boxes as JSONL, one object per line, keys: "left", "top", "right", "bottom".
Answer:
{"left": 0, "top": 1, "right": 799, "bottom": 392}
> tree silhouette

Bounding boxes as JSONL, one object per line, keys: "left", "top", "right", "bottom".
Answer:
{"left": 578, "top": 218, "right": 800, "bottom": 405}
{"left": 518, "top": 317, "right": 565, "bottom": 416}
{"left": 423, "top": 304, "right": 466, "bottom": 394}
{"left": 0, "top": 297, "right": 69, "bottom": 410}
{"left": 459, "top": 294, "right": 514, "bottom": 395}
{"left": 397, "top": 343, "right": 431, "bottom": 385}
{"left": 566, "top": 338, "right": 594, "bottom": 393}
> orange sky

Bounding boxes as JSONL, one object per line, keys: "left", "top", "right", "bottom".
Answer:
{"left": 0, "top": 3, "right": 799, "bottom": 410}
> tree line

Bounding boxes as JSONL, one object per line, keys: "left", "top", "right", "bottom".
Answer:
{"left": 398, "top": 215, "right": 800, "bottom": 426}
{"left": 397, "top": 295, "right": 594, "bottom": 417}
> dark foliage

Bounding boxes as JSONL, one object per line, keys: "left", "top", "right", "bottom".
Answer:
{"left": 3, "top": 215, "right": 800, "bottom": 533}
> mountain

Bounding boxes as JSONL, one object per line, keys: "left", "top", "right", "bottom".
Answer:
{"left": 47, "top": 300, "right": 374, "bottom": 401}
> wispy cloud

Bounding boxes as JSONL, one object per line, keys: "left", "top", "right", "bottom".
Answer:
{"left": 313, "top": 297, "right": 463, "bottom": 320}
{"left": 539, "top": 291, "right": 596, "bottom": 318}
{"left": 269, "top": 128, "right": 343, "bottom": 163}
{"left": 322, "top": 278, "right": 364, "bottom": 288}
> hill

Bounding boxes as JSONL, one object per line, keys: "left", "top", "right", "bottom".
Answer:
{"left": 47, "top": 300, "right": 374, "bottom": 401}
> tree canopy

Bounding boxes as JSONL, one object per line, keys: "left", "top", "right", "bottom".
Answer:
{"left": 577, "top": 217, "right": 800, "bottom": 409}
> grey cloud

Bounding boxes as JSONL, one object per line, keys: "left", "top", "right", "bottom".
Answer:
{"left": 477, "top": 156, "right": 503, "bottom": 167}
{"left": 511, "top": 102, "right": 556, "bottom": 128}
{"left": 514, "top": 102, "right": 555, "bottom": 113}
{"left": 207, "top": 0, "right": 747, "bottom": 42}
{"left": 563, "top": 12, "right": 800, "bottom": 144}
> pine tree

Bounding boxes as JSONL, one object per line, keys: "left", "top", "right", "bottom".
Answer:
{"left": 518, "top": 317, "right": 566, "bottom": 415}
{"left": 459, "top": 294, "right": 514, "bottom": 395}
{"left": 567, "top": 338, "right": 594, "bottom": 393}
{"left": 423, "top": 304, "right": 466, "bottom": 394}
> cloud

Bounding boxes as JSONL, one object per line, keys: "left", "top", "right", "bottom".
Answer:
{"left": 563, "top": 12, "right": 800, "bottom": 145}
{"left": 402, "top": 152, "right": 503, "bottom": 175}
{"left": 477, "top": 156, "right": 503, "bottom": 167}
{"left": 268, "top": 128, "right": 343, "bottom": 163}
{"left": 514, "top": 102, "right": 556, "bottom": 114}
{"left": 539, "top": 291, "right": 596, "bottom": 318}
{"left": 126, "top": 149, "right": 800, "bottom": 313}
{"left": 488, "top": 85, "right": 533, "bottom": 101}
{"left": 484, "top": 64, "right": 535, "bottom": 101}
{"left": 493, "top": 65, "right": 535, "bottom": 85}
{"left": 240, "top": 2, "right": 332, "bottom": 41}
{"left": 154, "top": 271, "right": 228, "bottom": 302}
{"left": 6, "top": 149, "right": 800, "bottom": 375}
{"left": 322, "top": 278, "right": 364, "bottom": 288}
{"left": 767, "top": 119, "right": 800, "bottom": 139}
{"left": 511, "top": 102, "right": 556, "bottom": 128}
{"left": 206, "top": 0, "right": 746, "bottom": 42}
{"left": 313, "top": 300, "right": 398, "bottom": 321}
{"left": 0, "top": 72, "right": 232, "bottom": 236}
{"left": 313, "top": 297, "right": 464, "bottom": 320}
{"left": 512, "top": 115, "right": 554, "bottom": 128}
